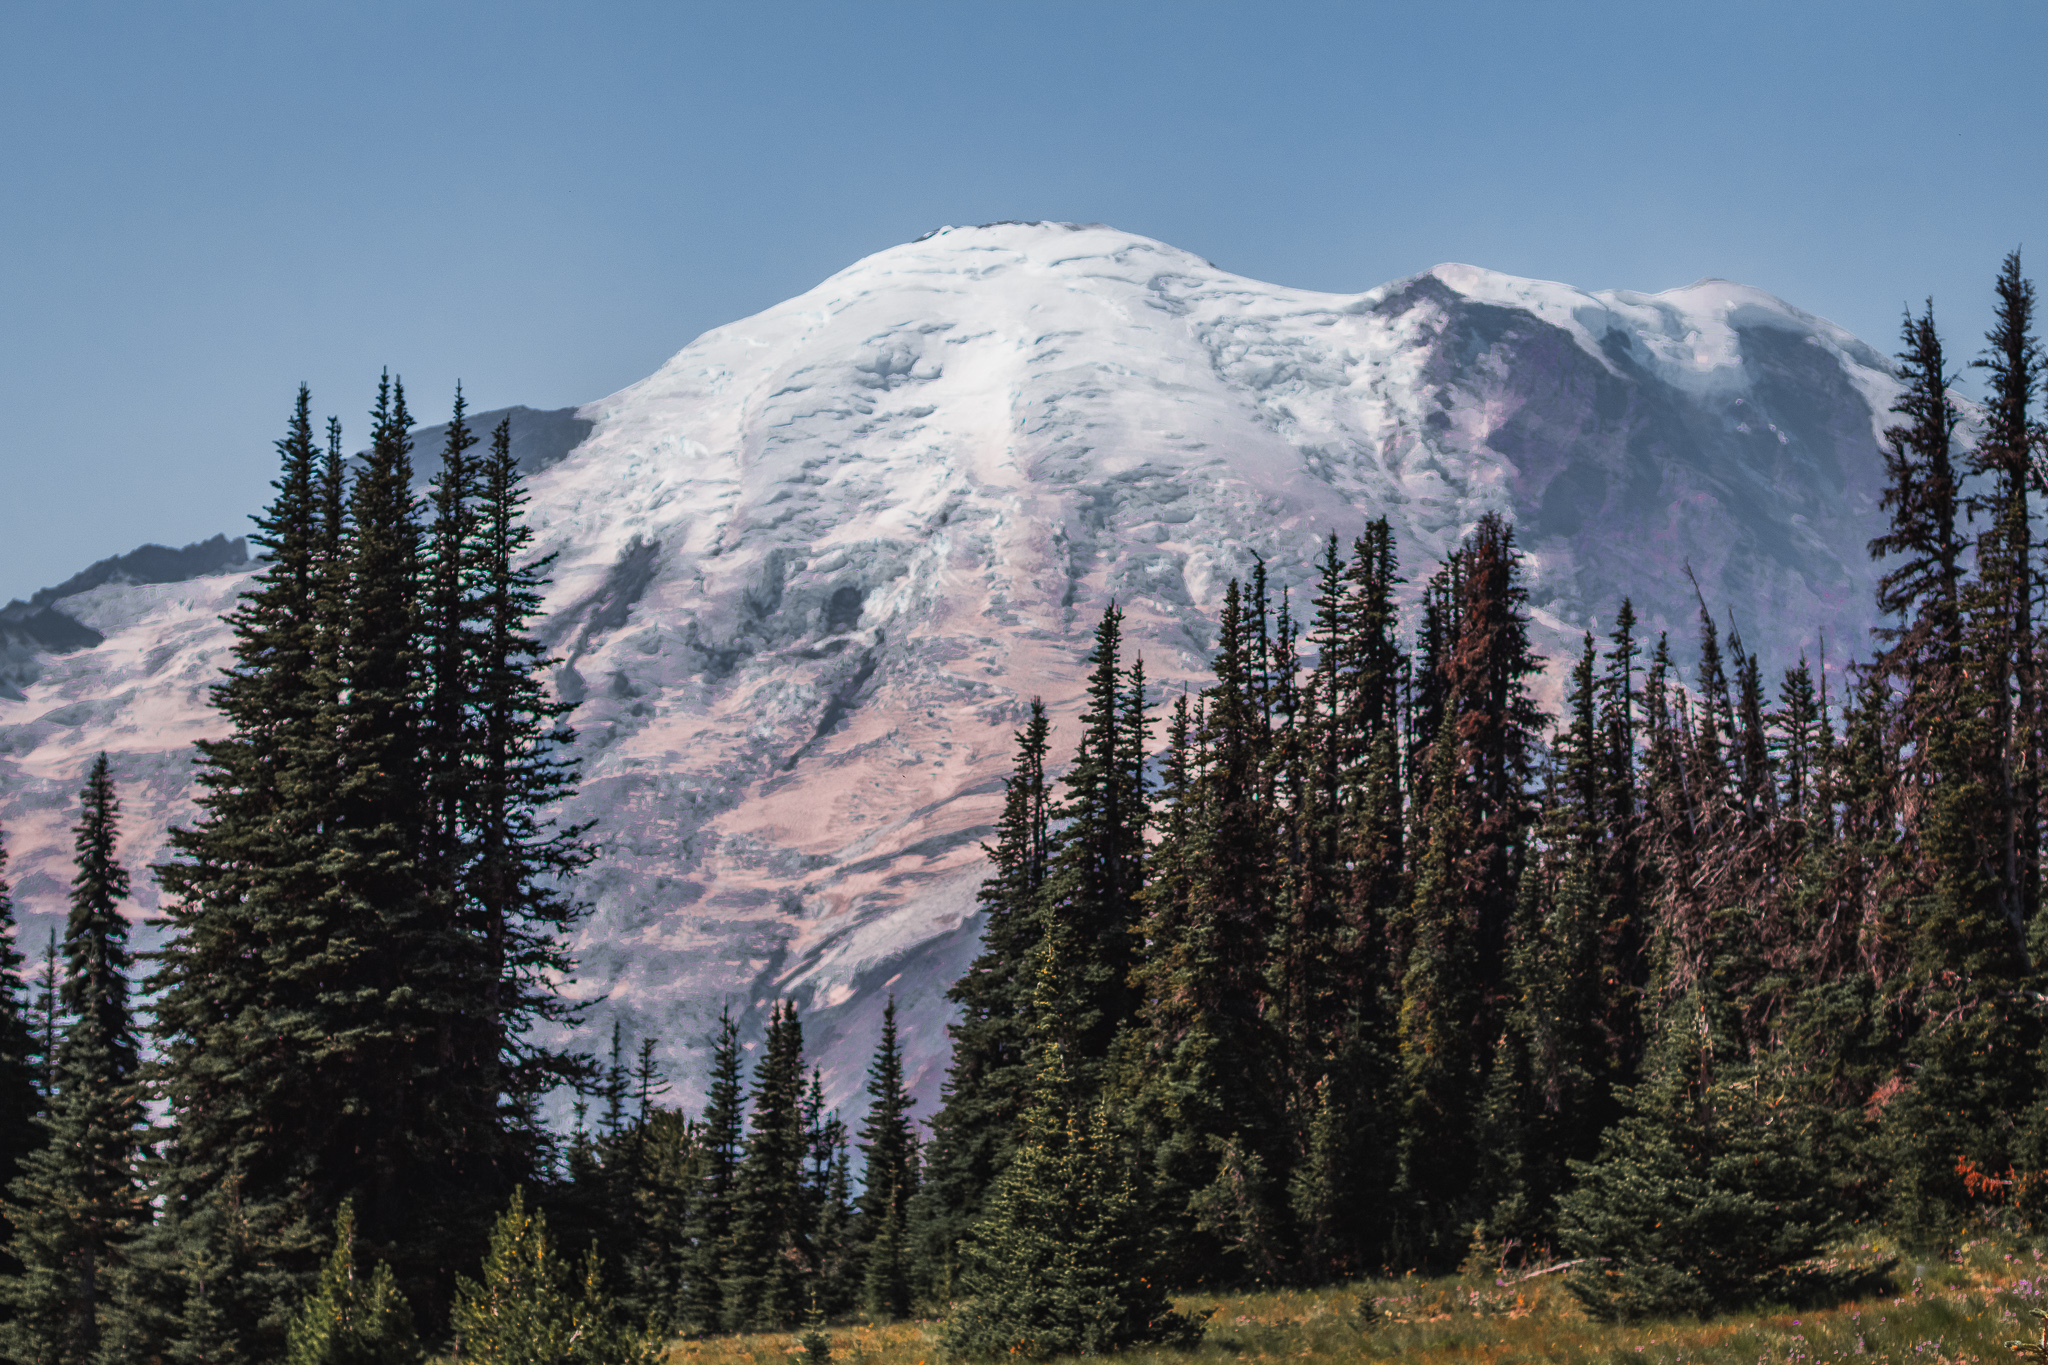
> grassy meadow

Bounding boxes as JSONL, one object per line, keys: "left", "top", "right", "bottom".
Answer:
{"left": 652, "top": 1238, "right": 2048, "bottom": 1365}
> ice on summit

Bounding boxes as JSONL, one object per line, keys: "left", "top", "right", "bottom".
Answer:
{"left": 0, "top": 222, "right": 1894, "bottom": 1115}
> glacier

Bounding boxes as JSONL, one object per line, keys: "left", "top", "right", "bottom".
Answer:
{"left": 0, "top": 222, "right": 1896, "bottom": 1117}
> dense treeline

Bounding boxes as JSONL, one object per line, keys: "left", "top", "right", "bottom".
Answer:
{"left": 2, "top": 255, "right": 2048, "bottom": 1360}
{"left": 541, "top": 254, "right": 2048, "bottom": 1337}
{"left": 0, "top": 379, "right": 619, "bottom": 1362}
{"left": 0, "top": 376, "right": 932, "bottom": 1363}
{"left": 917, "top": 251, "right": 2048, "bottom": 1328}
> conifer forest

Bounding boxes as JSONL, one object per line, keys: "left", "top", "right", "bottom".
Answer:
{"left": 7, "top": 257, "right": 2048, "bottom": 1363}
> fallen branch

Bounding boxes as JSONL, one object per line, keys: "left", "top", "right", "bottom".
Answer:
{"left": 1511, "top": 1257, "right": 1609, "bottom": 1283}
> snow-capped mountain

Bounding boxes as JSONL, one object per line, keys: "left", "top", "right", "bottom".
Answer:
{"left": 0, "top": 222, "right": 1896, "bottom": 1115}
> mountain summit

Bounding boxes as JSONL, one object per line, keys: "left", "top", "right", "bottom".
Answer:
{"left": 0, "top": 223, "right": 1894, "bottom": 1110}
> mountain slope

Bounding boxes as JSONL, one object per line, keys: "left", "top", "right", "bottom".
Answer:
{"left": 0, "top": 223, "right": 1895, "bottom": 1114}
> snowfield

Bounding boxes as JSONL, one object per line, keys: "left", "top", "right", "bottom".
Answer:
{"left": 0, "top": 222, "right": 1896, "bottom": 1115}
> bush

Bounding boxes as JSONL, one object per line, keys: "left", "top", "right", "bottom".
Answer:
{"left": 942, "top": 1040, "right": 1203, "bottom": 1358}
{"left": 283, "top": 1202, "right": 424, "bottom": 1365}
{"left": 449, "top": 1189, "right": 659, "bottom": 1365}
{"left": 1558, "top": 987, "right": 1840, "bottom": 1321}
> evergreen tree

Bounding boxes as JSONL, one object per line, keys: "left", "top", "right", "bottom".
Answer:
{"left": 1869, "top": 303, "right": 1965, "bottom": 666}
{"left": 420, "top": 387, "right": 481, "bottom": 898}
{"left": 720, "top": 1003, "right": 811, "bottom": 1332}
{"left": 1283, "top": 1073, "right": 1349, "bottom": 1278}
{"left": 0, "top": 826, "right": 42, "bottom": 1300}
{"left": 1040, "top": 606, "right": 1149, "bottom": 1076}
{"left": 327, "top": 373, "right": 443, "bottom": 1279}
{"left": 1477, "top": 639, "right": 1612, "bottom": 1254}
{"left": 145, "top": 386, "right": 592, "bottom": 1351}
{"left": 1329, "top": 520, "right": 1407, "bottom": 1035}
{"left": 1128, "top": 580, "right": 1289, "bottom": 1285}
{"left": 1855, "top": 296, "right": 2041, "bottom": 1241}
{"left": 282, "top": 1202, "right": 425, "bottom": 1365}
{"left": 1, "top": 755, "right": 148, "bottom": 1364}
{"left": 823, "top": 1150, "right": 858, "bottom": 1320}
{"left": 1596, "top": 601, "right": 1648, "bottom": 1081}
{"left": 682, "top": 1009, "right": 744, "bottom": 1332}
{"left": 914, "top": 705, "right": 1052, "bottom": 1292}
{"left": 462, "top": 414, "right": 594, "bottom": 1168}
{"left": 1967, "top": 253, "right": 2042, "bottom": 952}
{"left": 1729, "top": 631, "right": 1773, "bottom": 818}
{"left": 145, "top": 386, "right": 372, "bottom": 1358}
{"left": 551, "top": 1058, "right": 700, "bottom": 1342}
{"left": 407, "top": 393, "right": 497, "bottom": 1265}
{"left": 1281, "top": 529, "right": 1407, "bottom": 1280}
{"left": 602, "top": 1025, "right": 630, "bottom": 1140}
{"left": 1558, "top": 971, "right": 1837, "bottom": 1321}
{"left": 617, "top": 1105, "right": 698, "bottom": 1336}
{"left": 943, "top": 937, "right": 1198, "bottom": 1359}
{"left": 1437, "top": 513, "right": 1542, "bottom": 974}
{"left": 802, "top": 1069, "right": 855, "bottom": 1316}
{"left": 448, "top": 1190, "right": 653, "bottom": 1365}
{"left": 68, "top": 766, "right": 140, "bottom": 1080}
{"left": 856, "top": 998, "right": 918, "bottom": 1319}
{"left": 861, "top": 1195, "right": 910, "bottom": 1327}
{"left": 1390, "top": 715, "right": 1486, "bottom": 1262}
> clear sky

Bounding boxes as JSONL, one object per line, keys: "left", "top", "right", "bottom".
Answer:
{"left": 4, "top": 1, "right": 2044, "bottom": 601}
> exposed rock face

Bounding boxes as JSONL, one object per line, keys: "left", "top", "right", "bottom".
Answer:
{"left": 357, "top": 404, "right": 595, "bottom": 489}
{"left": 0, "top": 534, "right": 251, "bottom": 698}
{"left": 0, "top": 223, "right": 1895, "bottom": 1115}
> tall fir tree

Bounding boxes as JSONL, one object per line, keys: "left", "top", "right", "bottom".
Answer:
{"left": 720, "top": 1002, "right": 811, "bottom": 1332}
{"left": 460, "top": 415, "right": 594, "bottom": 1175}
{"left": 1390, "top": 715, "right": 1487, "bottom": 1262}
{"left": 914, "top": 704, "right": 1052, "bottom": 1293}
{"left": 682, "top": 1008, "right": 745, "bottom": 1332}
{"left": 1855, "top": 297, "right": 2042, "bottom": 1241}
{"left": 1437, "top": 513, "right": 1542, "bottom": 975}
{"left": 143, "top": 385, "right": 370, "bottom": 1357}
{"left": 145, "top": 384, "right": 592, "bottom": 1354}
{"left": 0, "top": 826, "right": 42, "bottom": 1302}
{"left": 1596, "top": 600, "right": 1648, "bottom": 1079}
{"left": 1968, "top": 253, "right": 2042, "bottom": 955}
{"left": 413, "top": 393, "right": 489, "bottom": 1244}
{"left": 1039, "top": 605, "right": 1149, "bottom": 1076}
{"left": 420, "top": 387, "right": 481, "bottom": 894}
{"left": 1869, "top": 303, "right": 1965, "bottom": 670}
{"left": 327, "top": 373, "right": 443, "bottom": 1280}
{"left": 799, "top": 1069, "right": 855, "bottom": 1316}
{"left": 1476, "top": 637, "right": 1613, "bottom": 1254}
{"left": 1129, "top": 580, "right": 1290, "bottom": 1285}
{"left": 943, "top": 935, "right": 1196, "bottom": 1359}
{"left": 856, "top": 998, "right": 918, "bottom": 1319}
{"left": 1, "top": 755, "right": 148, "bottom": 1364}
{"left": 1388, "top": 516, "right": 1542, "bottom": 1264}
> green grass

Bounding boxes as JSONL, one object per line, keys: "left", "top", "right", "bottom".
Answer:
{"left": 657, "top": 1238, "right": 2048, "bottom": 1365}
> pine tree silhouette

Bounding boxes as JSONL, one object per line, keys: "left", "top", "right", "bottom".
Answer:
{"left": 944, "top": 933, "right": 1196, "bottom": 1358}
{"left": 857, "top": 998, "right": 918, "bottom": 1318}
{"left": 1, "top": 755, "right": 147, "bottom": 1363}
{"left": 0, "top": 823, "right": 42, "bottom": 1293}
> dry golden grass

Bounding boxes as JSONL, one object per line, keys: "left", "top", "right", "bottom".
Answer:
{"left": 655, "top": 1238, "right": 2048, "bottom": 1365}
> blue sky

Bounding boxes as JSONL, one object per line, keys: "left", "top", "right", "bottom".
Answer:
{"left": 4, "top": 1, "right": 2044, "bottom": 600}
